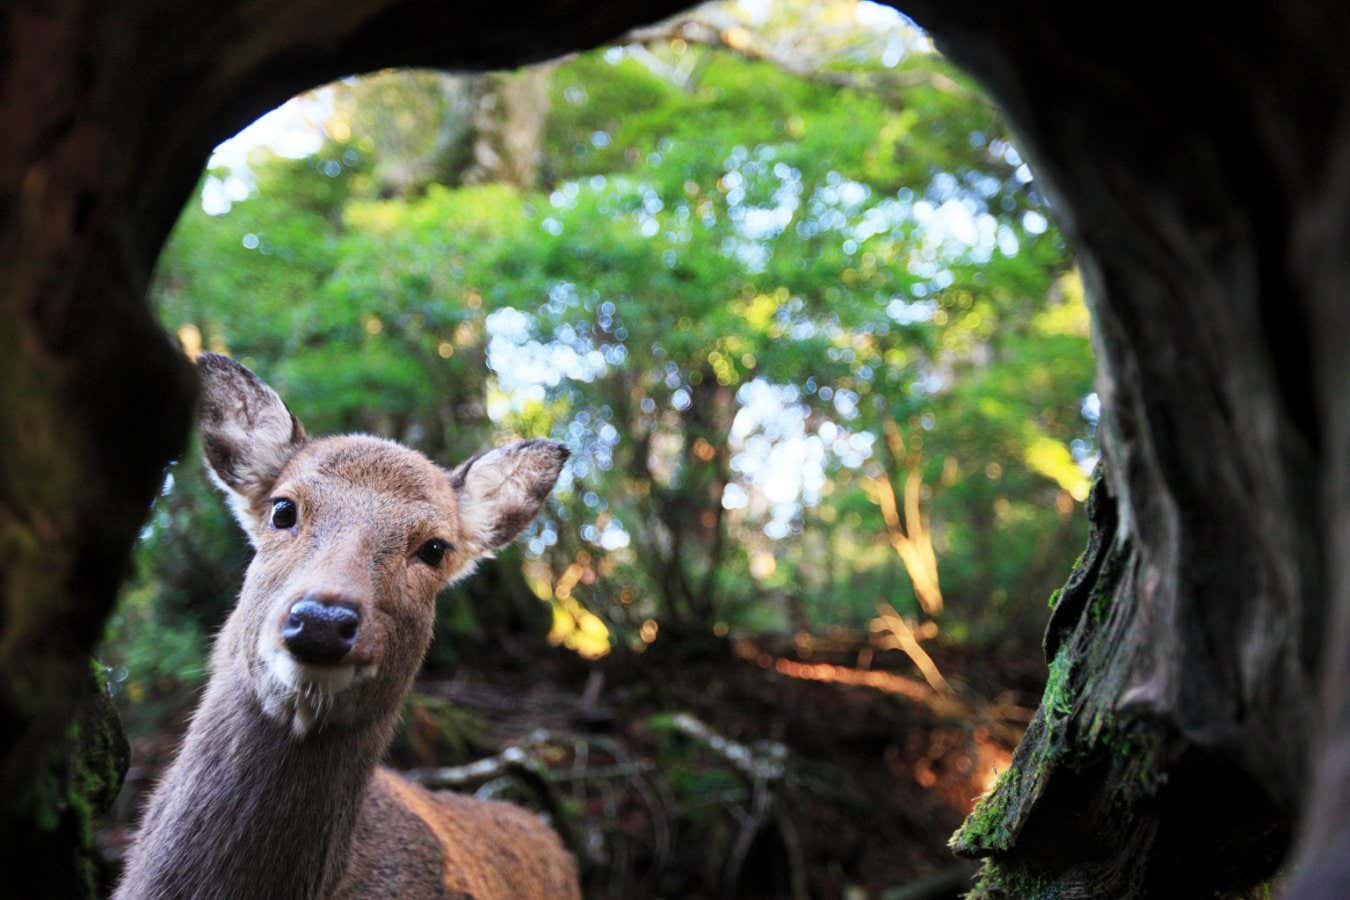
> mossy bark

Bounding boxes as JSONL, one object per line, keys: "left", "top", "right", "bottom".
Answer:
{"left": 0, "top": 2, "right": 689, "bottom": 895}
{"left": 887, "top": 3, "right": 1350, "bottom": 895}
{"left": 952, "top": 470, "right": 1288, "bottom": 895}
{"left": 2, "top": 661, "right": 131, "bottom": 898}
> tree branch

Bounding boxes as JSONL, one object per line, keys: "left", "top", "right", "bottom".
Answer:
{"left": 623, "top": 15, "right": 981, "bottom": 103}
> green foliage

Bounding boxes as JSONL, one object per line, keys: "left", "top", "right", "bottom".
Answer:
{"left": 109, "top": 1, "right": 1098, "bottom": 702}
{"left": 102, "top": 447, "right": 231, "bottom": 731}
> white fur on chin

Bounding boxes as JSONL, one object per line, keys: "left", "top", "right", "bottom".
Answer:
{"left": 256, "top": 631, "right": 378, "bottom": 738}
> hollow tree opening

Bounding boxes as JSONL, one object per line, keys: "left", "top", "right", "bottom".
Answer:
{"left": 103, "top": 8, "right": 1096, "bottom": 894}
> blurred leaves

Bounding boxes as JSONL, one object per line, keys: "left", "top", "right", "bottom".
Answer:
{"left": 111, "top": 0, "right": 1098, "bottom": 706}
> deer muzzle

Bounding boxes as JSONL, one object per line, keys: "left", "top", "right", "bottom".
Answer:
{"left": 282, "top": 595, "right": 360, "bottom": 665}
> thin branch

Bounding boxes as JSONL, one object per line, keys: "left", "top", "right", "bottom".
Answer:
{"left": 866, "top": 466, "right": 945, "bottom": 618}
{"left": 869, "top": 602, "right": 951, "bottom": 694}
{"left": 623, "top": 16, "right": 982, "bottom": 104}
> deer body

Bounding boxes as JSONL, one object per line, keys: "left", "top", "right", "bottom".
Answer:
{"left": 116, "top": 354, "right": 579, "bottom": 900}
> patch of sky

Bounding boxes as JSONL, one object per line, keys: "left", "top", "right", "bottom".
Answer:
{"left": 833, "top": 389, "right": 860, "bottom": 419}
{"left": 201, "top": 89, "right": 332, "bottom": 214}
{"left": 1081, "top": 392, "right": 1101, "bottom": 424}
{"left": 887, "top": 297, "right": 937, "bottom": 324}
{"left": 908, "top": 369, "right": 947, "bottom": 398}
{"left": 526, "top": 520, "right": 562, "bottom": 556}
{"left": 726, "top": 380, "right": 879, "bottom": 541}
{"left": 486, "top": 305, "right": 611, "bottom": 418}
{"left": 549, "top": 181, "right": 581, "bottom": 209}
{"left": 730, "top": 381, "right": 827, "bottom": 538}
{"left": 1070, "top": 437, "right": 1100, "bottom": 477}
{"left": 581, "top": 519, "right": 631, "bottom": 551}
{"left": 554, "top": 409, "right": 620, "bottom": 486}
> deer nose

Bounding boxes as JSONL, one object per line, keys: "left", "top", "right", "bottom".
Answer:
{"left": 282, "top": 597, "right": 360, "bottom": 665}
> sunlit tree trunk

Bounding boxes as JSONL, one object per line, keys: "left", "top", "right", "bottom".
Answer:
{"left": 868, "top": 419, "right": 944, "bottom": 619}
{"left": 676, "top": 367, "right": 734, "bottom": 622}
{"left": 353, "top": 67, "right": 555, "bottom": 647}
{"left": 339, "top": 67, "right": 550, "bottom": 197}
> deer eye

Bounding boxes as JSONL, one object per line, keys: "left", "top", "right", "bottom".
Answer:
{"left": 416, "top": 538, "right": 452, "bottom": 567}
{"left": 269, "top": 498, "right": 298, "bottom": 530}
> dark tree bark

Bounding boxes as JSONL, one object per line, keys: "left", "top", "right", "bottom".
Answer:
{"left": 0, "top": 2, "right": 687, "bottom": 894}
{"left": 2, "top": 1, "right": 1348, "bottom": 897}
{"left": 885, "top": 2, "right": 1350, "bottom": 896}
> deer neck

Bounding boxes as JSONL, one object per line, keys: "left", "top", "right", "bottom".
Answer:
{"left": 117, "top": 669, "right": 397, "bottom": 900}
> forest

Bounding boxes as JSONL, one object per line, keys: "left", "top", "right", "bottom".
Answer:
{"left": 98, "top": 1, "right": 1096, "bottom": 896}
{"left": 5, "top": 0, "right": 1344, "bottom": 894}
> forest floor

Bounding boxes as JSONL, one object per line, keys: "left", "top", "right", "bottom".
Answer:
{"left": 97, "top": 633, "right": 1045, "bottom": 899}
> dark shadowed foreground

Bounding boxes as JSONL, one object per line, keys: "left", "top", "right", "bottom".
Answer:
{"left": 101, "top": 638, "right": 1039, "bottom": 898}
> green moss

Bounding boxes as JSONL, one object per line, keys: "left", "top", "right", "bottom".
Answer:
{"left": 30, "top": 765, "right": 63, "bottom": 832}
{"left": 1087, "top": 538, "right": 1128, "bottom": 624}
{"left": 1241, "top": 879, "right": 1277, "bottom": 899}
{"left": 1043, "top": 645, "right": 1075, "bottom": 721}
{"left": 60, "top": 660, "right": 130, "bottom": 897}
{"left": 952, "top": 644, "right": 1082, "bottom": 856}
{"left": 2, "top": 660, "right": 128, "bottom": 897}
{"left": 967, "top": 859, "right": 1062, "bottom": 899}
{"left": 950, "top": 766, "right": 1018, "bottom": 852}
{"left": 1106, "top": 727, "right": 1166, "bottom": 801}
{"left": 954, "top": 479, "right": 1162, "bottom": 888}
{"left": 67, "top": 719, "right": 98, "bottom": 898}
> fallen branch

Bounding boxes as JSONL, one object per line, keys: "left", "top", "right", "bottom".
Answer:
{"left": 647, "top": 714, "right": 805, "bottom": 900}
{"left": 655, "top": 712, "right": 787, "bottom": 782}
{"left": 870, "top": 603, "right": 951, "bottom": 694}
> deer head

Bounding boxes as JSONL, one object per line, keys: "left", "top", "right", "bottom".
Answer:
{"left": 196, "top": 353, "right": 567, "bottom": 737}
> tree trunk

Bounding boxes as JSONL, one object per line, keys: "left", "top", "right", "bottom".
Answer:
{"left": 886, "top": 2, "right": 1350, "bottom": 895}
{"left": 2, "top": 1, "right": 1349, "bottom": 896}
{"left": 0, "top": 2, "right": 687, "bottom": 895}
{"left": 461, "top": 67, "right": 554, "bottom": 190}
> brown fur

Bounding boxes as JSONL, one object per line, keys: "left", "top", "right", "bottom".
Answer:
{"left": 115, "top": 354, "right": 579, "bottom": 900}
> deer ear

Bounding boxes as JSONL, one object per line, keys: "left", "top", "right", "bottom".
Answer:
{"left": 197, "top": 353, "right": 307, "bottom": 507}
{"left": 449, "top": 440, "right": 568, "bottom": 556}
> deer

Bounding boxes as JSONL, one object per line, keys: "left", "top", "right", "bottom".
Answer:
{"left": 114, "top": 353, "right": 582, "bottom": 900}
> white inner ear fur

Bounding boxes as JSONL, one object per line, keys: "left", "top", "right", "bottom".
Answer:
{"left": 207, "top": 407, "right": 300, "bottom": 497}
{"left": 196, "top": 353, "right": 307, "bottom": 539}
{"left": 452, "top": 440, "right": 567, "bottom": 557}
